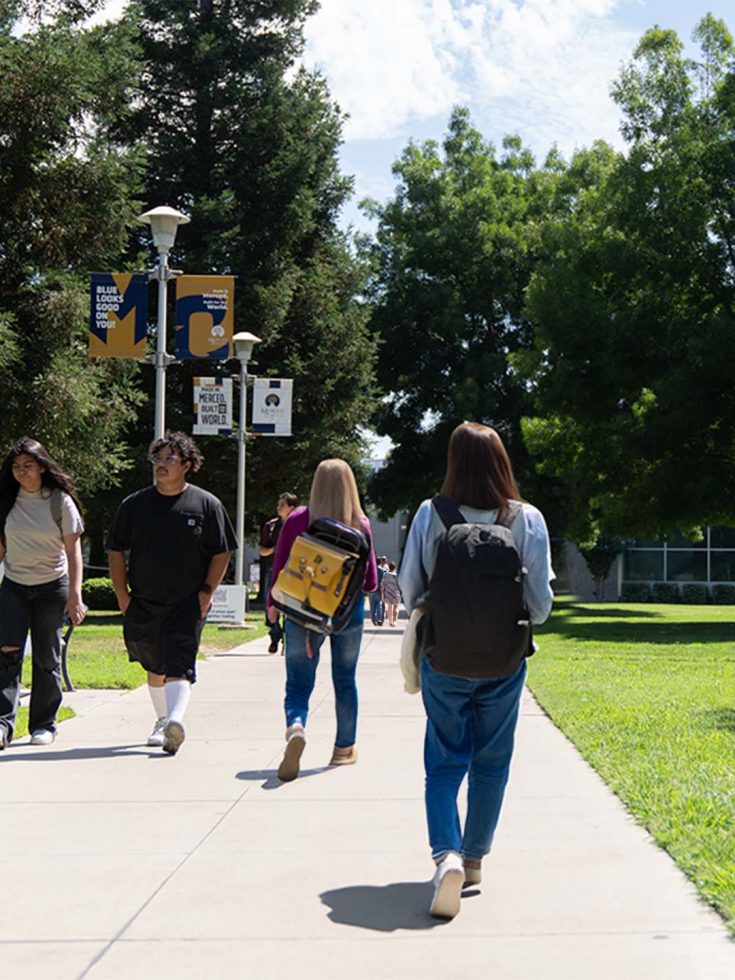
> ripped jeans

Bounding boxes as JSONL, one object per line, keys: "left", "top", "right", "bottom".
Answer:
{"left": 0, "top": 575, "right": 67, "bottom": 742}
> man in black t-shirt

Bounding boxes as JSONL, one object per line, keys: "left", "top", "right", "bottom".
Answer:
{"left": 108, "top": 432, "right": 237, "bottom": 755}
{"left": 258, "top": 492, "right": 297, "bottom": 653}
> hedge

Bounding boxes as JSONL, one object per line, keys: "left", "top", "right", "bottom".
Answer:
{"left": 620, "top": 582, "right": 649, "bottom": 602}
{"left": 651, "top": 582, "right": 678, "bottom": 603}
{"left": 83, "top": 577, "right": 118, "bottom": 610}
{"left": 712, "top": 583, "right": 735, "bottom": 605}
{"left": 680, "top": 583, "right": 708, "bottom": 604}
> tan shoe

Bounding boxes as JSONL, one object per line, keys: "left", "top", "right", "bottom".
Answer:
{"left": 463, "top": 860, "right": 482, "bottom": 886}
{"left": 329, "top": 745, "right": 357, "bottom": 766}
{"left": 278, "top": 726, "right": 305, "bottom": 781}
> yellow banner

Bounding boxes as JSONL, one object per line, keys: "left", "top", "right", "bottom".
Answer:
{"left": 175, "top": 275, "right": 234, "bottom": 360}
{"left": 88, "top": 273, "right": 148, "bottom": 359}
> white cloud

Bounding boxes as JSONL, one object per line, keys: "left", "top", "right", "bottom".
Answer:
{"left": 304, "top": 0, "right": 639, "bottom": 157}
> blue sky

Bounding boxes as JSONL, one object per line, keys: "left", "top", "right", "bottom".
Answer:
{"left": 302, "top": 1, "right": 734, "bottom": 230}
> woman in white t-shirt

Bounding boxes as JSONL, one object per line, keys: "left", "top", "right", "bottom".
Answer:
{"left": 0, "top": 437, "right": 85, "bottom": 750}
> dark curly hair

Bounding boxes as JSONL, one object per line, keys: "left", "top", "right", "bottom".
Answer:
{"left": 0, "top": 437, "right": 82, "bottom": 537}
{"left": 148, "top": 431, "right": 203, "bottom": 476}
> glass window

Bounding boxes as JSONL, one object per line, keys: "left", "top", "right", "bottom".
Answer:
{"left": 710, "top": 552, "right": 735, "bottom": 582}
{"left": 624, "top": 550, "right": 664, "bottom": 581}
{"left": 667, "top": 550, "right": 707, "bottom": 582}
{"left": 622, "top": 537, "right": 662, "bottom": 548}
{"left": 710, "top": 527, "right": 735, "bottom": 548}
{"left": 666, "top": 530, "right": 706, "bottom": 548}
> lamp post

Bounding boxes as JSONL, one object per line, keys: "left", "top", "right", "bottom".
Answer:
{"left": 137, "top": 206, "right": 190, "bottom": 440}
{"left": 232, "top": 332, "right": 262, "bottom": 587}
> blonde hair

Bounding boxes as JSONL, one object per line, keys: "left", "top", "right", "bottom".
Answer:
{"left": 308, "top": 459, "right": 365, "bottom": 529}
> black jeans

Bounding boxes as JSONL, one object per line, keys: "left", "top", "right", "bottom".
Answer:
{"left": 263, "top": 566, "right": 283, "bottom": 644}
{"left": 0, "top": 575, "right": 67, "bottom": 742}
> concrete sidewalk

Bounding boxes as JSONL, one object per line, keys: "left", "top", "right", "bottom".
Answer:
{"left": 2, "top": 618, "right": 735, "bottom": 980}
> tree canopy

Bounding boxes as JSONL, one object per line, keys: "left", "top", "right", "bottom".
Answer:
{"left": 519, "top": 16, "right": 735, "bottom": 541}
{"left": 0, "top": 0, "right": 145, "bottom": 495}
{"left": 363, "top": 107, "right": 564, "bottom": 519}
{"left": 108, "top": 0, "right": 376, "bottom": 532}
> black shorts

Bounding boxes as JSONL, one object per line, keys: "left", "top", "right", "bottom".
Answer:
{"left": 122, "top": 592, "right": 205, "bottom": 682}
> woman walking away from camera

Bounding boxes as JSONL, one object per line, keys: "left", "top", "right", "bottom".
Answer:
{"left": 267, "top": 459, "right": 377, "bottom": 781}
{"left": 0, "top": 438, "right": 85, "bottom": 749}
{"left": 381, "top": 561, "right": 401, "bottom": 627}
{"left": 399, "top": 422, "right": 554, "bottom": 919}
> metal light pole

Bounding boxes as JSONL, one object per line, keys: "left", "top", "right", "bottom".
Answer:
{"left": 232, "top": 332, "right": 262, "bottom": 586}
{"left": 137, "top": 206, "right": 190, "bottom": 440}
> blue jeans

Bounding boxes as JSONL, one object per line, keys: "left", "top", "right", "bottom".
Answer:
{"left": 0, "top": 575, "right": 68, "bottom": 741}
{"left": 420, "top": 657, "right": 527, "bottom": 861}
{"left": 369, "top": 591, "right": 383, "bottom": 625}
{"left": 283, "top": 601, "right": 365, "bottom": 748}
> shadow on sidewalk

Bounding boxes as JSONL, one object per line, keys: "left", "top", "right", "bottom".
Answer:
{"left": 235, "top": 766, "right": 332, "bottom": 790}
{"left": 0, "top": 744, "right": 159, "bottom": 762}
{"left": 320, "top": 882, "right": 450, "bottom": 931}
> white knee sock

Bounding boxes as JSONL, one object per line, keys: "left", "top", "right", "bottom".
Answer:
{"left": 148, "top": 684, "right": 167, "bottom": 720}
{"left": 165, "top": 679, "right": 191, "bottom": 726}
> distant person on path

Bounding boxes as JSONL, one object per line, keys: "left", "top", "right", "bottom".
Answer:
{"left": 371, "top": 556, "right": 388, "bottom": 626}
{"left": 267, "top": 459, "right": 377, "bottom": 780}
{"left": 107, "top": 432, "right": 237, "bottom": 756}
{"left": 0, "top": 437, "right": 86, "bottom": 749}
{"left": 259, "top": 492, "right": 298, "bottom": 653}
{"left": 399, "top": 422, "right": 554, "bottom": 919}
{"left": 380, "top": 560, "right": 401, "bottom": 627}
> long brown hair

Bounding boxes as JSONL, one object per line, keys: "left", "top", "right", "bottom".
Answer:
{"left": 440, "top": 422, "right": 520, "bottom": 511}
{"left": 308, "top": 459, "right": 364, "bottom": 530}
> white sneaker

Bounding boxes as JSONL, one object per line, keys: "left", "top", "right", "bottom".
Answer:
{"left": 430, "top": 852, "right": 464, "bottom": 919}
{"left": 147, "top": 716, "right": 167, "bottom": 747}
{"left": 162, "top": 720, "right": 185, "bottom": 755}
{"left": 30, "top": 729, "right": 55, "bottom": 746}
{"left": 0, "top": 727, "right": 7, "bottom": 749}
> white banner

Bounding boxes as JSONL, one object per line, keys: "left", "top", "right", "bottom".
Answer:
{"left": 207, "top": 584, "right": 246, "bottom": 624}
{"left": 193, "top": 377, "right": 233, "bottom": 435}
{"left": 251, "top": 378, "right": 293, "bottom": 436}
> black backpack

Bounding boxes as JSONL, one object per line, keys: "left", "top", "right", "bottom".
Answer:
{"left": 420, "top": 495, "right": 532, "bottom": 678}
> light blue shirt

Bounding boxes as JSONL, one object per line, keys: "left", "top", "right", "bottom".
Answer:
{"left": 398, "top": 498, "right": 555, "bottom": 625}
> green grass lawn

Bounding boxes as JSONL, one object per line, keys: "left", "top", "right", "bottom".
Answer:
{"left": 528, "top": 598, "right": 735, "bottom": 934}
{"left": 21, "top": 609, "right": 270, "bottom": 690}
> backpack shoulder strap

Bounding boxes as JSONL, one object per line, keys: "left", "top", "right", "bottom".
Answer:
{"left": 432, "top": 495, "right": 467, "bottom": 531}
{"left": 50, "top": 488, "right": 64, "bottom": 537}
{"left": 497, "top": 500, "right": 523, "bottom": 529}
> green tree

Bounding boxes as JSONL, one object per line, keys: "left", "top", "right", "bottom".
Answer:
{"left": 363, "top": 107, "right": 565, "bottom": 519}
{"left": 0, "top": 2, "right": 145, "bottom": 501}
{"left": 108, "top": 0, "right": 376, "bottom": 535}
{"left": 519, "top": 17, "right": 735, "bottom": 541}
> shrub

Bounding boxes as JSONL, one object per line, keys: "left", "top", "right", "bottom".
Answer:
{"left": 680, "top": 583, "right": 708, "bottom": 604}
{"left": 712, "top": 583, "right": 735, "bottom": 605}
{"left": 620, "top": 581, "right": 649, "bottom": 602}
{"left": 83, "top": 577, "right": 117, "bottom": 610}
{"left": 652, "top": 582, "right": 678, "bottom": 604}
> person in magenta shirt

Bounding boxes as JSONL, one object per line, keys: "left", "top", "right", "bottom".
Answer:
{"left": 268, "top": 458, "right": 377, "bottom": 781}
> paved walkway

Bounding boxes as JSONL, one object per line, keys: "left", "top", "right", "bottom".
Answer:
{"left": 3, "top": 616, "right": 735, "bottom": 979}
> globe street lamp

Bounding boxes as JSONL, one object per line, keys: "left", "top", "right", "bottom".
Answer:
{"left": 137, "top": 206, "right": 190, "bottom": 440}
{"left": 232, "top": 332, "right": 262, "bottom": 587}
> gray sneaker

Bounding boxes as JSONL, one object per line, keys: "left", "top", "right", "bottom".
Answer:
{"left": 162, "top": 720, "right": 185, "bottom": 755}
{"left": 147, "top": 716, "right": 167, "bottom": 747}
{"left": 0, "top": 726, "right": 7, "bottom": 750}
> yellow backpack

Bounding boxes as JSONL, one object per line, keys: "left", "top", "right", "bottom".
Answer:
{"left": 271, "top": 518, "right": 370, "bottom": 634}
